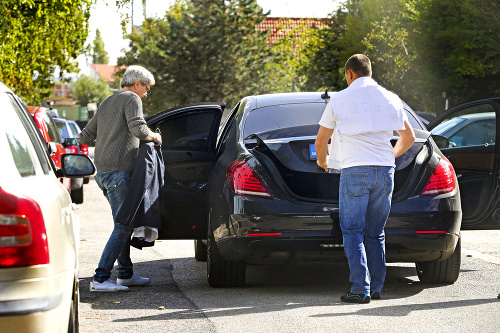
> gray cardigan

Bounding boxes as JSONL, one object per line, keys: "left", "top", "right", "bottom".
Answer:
{"left": 80, "top": 91, "right": 150, "bottom": 173}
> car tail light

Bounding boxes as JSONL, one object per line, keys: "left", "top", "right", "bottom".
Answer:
{"left": 0, "top": 187, "right": 49, "bottom": 267}
{"left": 80, "top": 144, "right": 89, "bottom": 156}
{"left": 227, "top": 160, "right": 273, "bottom": 198}
{"left": 420, "top": 157, "right": 457, "bottom": 196}
{"left": 65, "top": 145, "right": 78, "bottom": 154}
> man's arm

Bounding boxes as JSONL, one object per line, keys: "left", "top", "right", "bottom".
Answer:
{"left": 394, "top": 119, "right": 415, "bottom": 158}
{"left": 315, "top": 125, "right": 334, "bottom": 171}
{"left": 79, "top": 114, "right": 97, "bottom": 146}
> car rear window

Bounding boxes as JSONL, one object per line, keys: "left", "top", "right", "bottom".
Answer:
{"left": 244, "top": 103, "right": 326, "bottom": 138}
{"left": 243, "top": 102, "right": 423, "bottom": 138}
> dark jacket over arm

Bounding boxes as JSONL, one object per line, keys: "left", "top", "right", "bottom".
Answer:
{"left": 115, "top": 142, "right": 165, "bottom": 230}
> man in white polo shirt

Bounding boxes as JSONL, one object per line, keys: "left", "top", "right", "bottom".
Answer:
{"left": 315, "top": 54, "right": 415, "bottom": 303}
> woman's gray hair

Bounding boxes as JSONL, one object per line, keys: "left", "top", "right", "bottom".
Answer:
{"left": 121, "top": 65, "right": 155, "bottom": 87}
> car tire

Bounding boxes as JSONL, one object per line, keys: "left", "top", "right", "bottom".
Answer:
{"left": 194, "top": 239, "right": 207, "bottom": 262}
{"left": 207, "top": 237, "right": 246, "bottom": 287}
{"left": 416, "top": 237, "right": 461, "bottom": 284}
{"left": 70, "top": 186, "right": 84, "bottom": 204}
{"left": 68, "top": 279, "right": 79, "bottom": 333}
{"left": 83, "top": 177, "right": 89, "bottom": 184}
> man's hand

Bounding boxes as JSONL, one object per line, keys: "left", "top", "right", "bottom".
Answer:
{"left": 315, "top": 126, "right": 334, "bottom": 172}
{"left": 146, "top": 131, "right": 162, "bottom": 146}
{"left": 316, "top": 158, "right": 328, "bottom": 171}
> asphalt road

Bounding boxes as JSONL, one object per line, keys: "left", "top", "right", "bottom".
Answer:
{"left": 76, "top": 176, "right": 500, "bottom": 333}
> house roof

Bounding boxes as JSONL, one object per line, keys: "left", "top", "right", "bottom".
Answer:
{"left": 90, "top": 64, "right": 126, "bottom": 82}
{"left": 256, "top": 17, "right": 330, "bottom": 46}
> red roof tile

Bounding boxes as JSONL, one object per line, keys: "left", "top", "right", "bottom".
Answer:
{"left": 257, "top": 17, "right": 330, "bottom": 46}
{"left": 90, "top": 64, "right": 127, "bottom": 82}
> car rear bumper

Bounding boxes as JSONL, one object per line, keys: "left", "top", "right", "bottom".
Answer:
{"left": 216, "top": 232, "right": 459, "bottom": 264}
{"left": 0, "top": 293, "right": 62, "bottom": 316}
{"left": 214, "top": 210, "right": 461, "bottom": 264}
{"left": 0, "top": 267, "right": 74, "bottom": 332}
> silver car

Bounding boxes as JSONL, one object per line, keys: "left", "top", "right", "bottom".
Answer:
{"left": 0, "top": 82, "right": 95, "bottom": 332}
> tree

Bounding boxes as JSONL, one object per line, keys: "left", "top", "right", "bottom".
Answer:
{"left": 119, "top": 0, "right": 272, "bottom": 113}
{"left": 72, "top": 75, "right": 112, "bottom": 106}
{"left": 92, "top": 29, "right": 109, "bottom": 64}
{"left": 0, "top": 0, "right": 92, "bottom": 104}
{"left": 299, "top": 0, "right": 500, "bottom": 114}
{"left": 411, "top": 0, "right": 500, "bottom": 113}
{"left": 262, "top": 19, "right": 330, "bottom": 94}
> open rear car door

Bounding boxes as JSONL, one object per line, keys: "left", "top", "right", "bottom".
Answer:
{"left": 427, "top": 99, "right": 500, "bottom": 229}
{"left": 147, "top": 103, "right": 223, "bottom": 239}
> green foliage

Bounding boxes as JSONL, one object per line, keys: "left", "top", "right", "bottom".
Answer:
{"left": 299, "top": 0, "right": 500, "bottom": 114}
{"left": 0, "top": 0, "right": 92, "bottom": 104}
{"left": 119, "top": 0, "right": 273, "bottom": 114}
{"left": 298, "top": 7, "right": 351, "bottom": 92}
{"left": 411, "top": 0, "right": 500, "bottom": 112}
{"left": 72, "top": 75, "right": 112, "bottom": 106}
{"left": 264, "top": 19, "right": 328, "bottom": 93}
{"left": 92, "top": 29, "right": 109, "bottom": 64}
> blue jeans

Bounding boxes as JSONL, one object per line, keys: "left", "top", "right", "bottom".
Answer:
{"left": 339, "top": 165, "right": 394, "bottom": 294}
{"left": 93, "top": 170, "right": 134, "bottom": 282}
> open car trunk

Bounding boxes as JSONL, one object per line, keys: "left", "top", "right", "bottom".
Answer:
{"left": 246, "top": 125, "right": 430, "bottom": 203}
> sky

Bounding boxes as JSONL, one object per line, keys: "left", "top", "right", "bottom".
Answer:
{"left": 77, "top": 0, "right": 340, "bottom": 73}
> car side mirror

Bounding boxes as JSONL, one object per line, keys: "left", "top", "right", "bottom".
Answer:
{"left": 47, "top": 142, "right": 58, "bottom": 156}
{"left": 432, "top": 134, "right": 450, "bottom": 149}
{"left": 63, "top": 137, "right": 78, "bottom": 147}
{"left": 60, "top": 154, "right": 96, "bottom": 178}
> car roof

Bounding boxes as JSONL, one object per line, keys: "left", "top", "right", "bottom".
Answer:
{"left": 253, "top": 92, "right": 330, "bottom": 109}
{"left": 454, "top": 112, "right": 495, "bottom": 121}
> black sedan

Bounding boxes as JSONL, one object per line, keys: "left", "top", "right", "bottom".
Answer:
{"left": 146, "top": 92, "right": 462, "bottom": 287}
{"left": 427, "top": 98, "right": 500, "bottom": 230}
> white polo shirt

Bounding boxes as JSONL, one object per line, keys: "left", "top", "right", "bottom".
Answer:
{"left": 319, "top": 78, "right": 407, "bottom": 169}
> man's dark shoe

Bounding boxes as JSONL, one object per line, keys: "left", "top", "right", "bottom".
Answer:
{"left": 340, "top": 292, "right": 371, "bottom": 304}
{"left": 370, "top": 291, "right": 381, "bottom": 300}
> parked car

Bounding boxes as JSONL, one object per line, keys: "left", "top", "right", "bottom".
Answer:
{"left": 144, "top": 92, "right": 462, "bottom": 287}
{"left": 26, "top": 106, "right": 71, "bottom": 192}
{"left": 427, "top": 98, "right": 500, "bottom": 229}
{"left": 0, "top": 81, "right": 95, "bottom": 332}
{"left": 64, "top": 120, "right": 90, "bottom": 183}
{"left": 66, "top": 120, "right": 81, "bottom": 137}
{"left": 53, "top": 118, "right": 86, "bottom": 203}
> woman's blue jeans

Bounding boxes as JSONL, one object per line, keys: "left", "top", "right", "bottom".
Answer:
{"left": 339, "top": 165, "right": 394, "bottom": 294}
{"left": 93, "top": 170, "right": 134, "bottom": 282}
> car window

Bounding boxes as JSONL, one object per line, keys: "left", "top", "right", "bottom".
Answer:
{"left": 244, "top": 103, "right": 326, "bottom": 138}
{"left": 243, "top": 102, "right": 423, "bottom": 138}
{"left": 157, "top": 111, "right": 218, "bottom": 150}
{"left": 404, "top": 107, "right": 424, "bottom": 130}
{"left": 1, "top": 93, "right": 50, "bottom": 176}
{"left": 431, "top": 103, "right": 496, "bottom": 148}
{"left": 68, "top": 122, "right": 81, "bottom": 138}
{"left": 55, "top": 119, "right": 72, "bottom": 139}
{"left": 448, "top": 119, "right": 496, "bottom": 147}
{"left": 42, "top": 112, "right": 62, "bottom": 143}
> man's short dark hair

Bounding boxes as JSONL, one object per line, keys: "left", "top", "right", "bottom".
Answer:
{"left": 345, "top": 54, "right": 372, "bottom": 77}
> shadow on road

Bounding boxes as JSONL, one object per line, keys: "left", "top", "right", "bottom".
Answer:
{"left": 78, "top": 255, "right": 489, "bottom": 323}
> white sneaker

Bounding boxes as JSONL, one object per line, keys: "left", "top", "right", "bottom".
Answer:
{"left": 90, "top": 279, "right": 130, "bottom": 292}
{"left": 117, "top": 273, "right": 150, "bottom": 286}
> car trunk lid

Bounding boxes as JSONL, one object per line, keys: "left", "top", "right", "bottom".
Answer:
{"left": 247, "top": 125, "right": 430, "bottom": 203}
